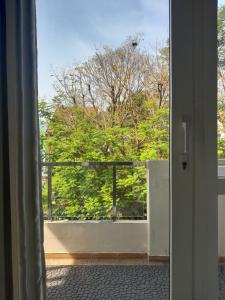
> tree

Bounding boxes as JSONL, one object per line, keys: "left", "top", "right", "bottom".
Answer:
{"left": 40, "top": 99, "right": 168, "bottom": 220}
{"left": 144, "top": 42, "right": 169, "bottom": 108}
{"left": 53, "top": 35, "right": 169, "bottom": 127}
{"left": 218, "top": 5, "right": 225, "bottom": 158}
{"left": 40, "top": 35, "right": 170, "bottom": 220}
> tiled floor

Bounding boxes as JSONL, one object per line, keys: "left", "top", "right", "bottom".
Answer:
{"left": 46, "top": 264, "right": 225, "bottom": 300}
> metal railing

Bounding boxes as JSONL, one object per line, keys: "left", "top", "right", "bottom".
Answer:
{"left": 41, "top": 161, "right": 146, "bottom": 221}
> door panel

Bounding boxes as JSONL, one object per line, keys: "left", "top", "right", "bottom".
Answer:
{"left": 170, "top": 0, "right": 218, "bottom": 299}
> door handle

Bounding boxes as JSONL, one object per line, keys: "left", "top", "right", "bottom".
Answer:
{"left": 181, "top": 118, "right": 189, "bottom": 171}
{"left": 181, "top": 120, "right": 187, "bottom": 153}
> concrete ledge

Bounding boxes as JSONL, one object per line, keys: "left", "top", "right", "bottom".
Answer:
{"left": 45, "top": 252, "right": 147, "bottom": 260}
{"left": 45, "top": 253, "right": 171, "bottom": 263}
{"left": 148, "top": 256, "right": 169, "bottom": 263}
{"left": 45, "top": 252, "right": 148, "bottom": 266}
{"left": 148, "top": 256, "right": 225, "bottom": 264}
{"left": 219, "top": 257, "right": 225, "bottom": 263}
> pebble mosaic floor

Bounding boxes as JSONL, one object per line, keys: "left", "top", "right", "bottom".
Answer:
{"left": 46, "top": 264, "right": 225, "bottom": 300}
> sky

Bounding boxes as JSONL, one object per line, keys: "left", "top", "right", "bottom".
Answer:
{"left": 36, "top": 0, "right": 225, "bottom": 100}
{"left": 36, "top": 0, "right": 169, "bottom": 100}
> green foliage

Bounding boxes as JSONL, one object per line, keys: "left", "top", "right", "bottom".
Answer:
{"left": 39, "top": 15, "right": 225, "bottom": 220}
{"left": 40, "top": 96, "right": 169, "bottom": 220}
{"left": 218, "top": 5, "right": 225, "bottom": 60}
{"left": 218, "top": 5, "right": 225, "bottom": 158}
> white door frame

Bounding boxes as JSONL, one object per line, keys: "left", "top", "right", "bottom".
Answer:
{"left": 170, "top": 0, "right": 218, "bottom": 299}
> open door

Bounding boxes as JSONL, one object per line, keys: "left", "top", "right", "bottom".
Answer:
{"left": 170, "top": 0, "right": 218, "bottom": 299}
{"left": 36, "top": 0, "right": 218, "bottom": 298}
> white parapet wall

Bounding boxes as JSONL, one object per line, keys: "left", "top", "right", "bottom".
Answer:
{"left": 219, "top": 196, "right": 225, "bottom": 256}
{"left": 146, "top": 160, "right": 225, "bottom": 257}
{"left": 147, "top": 160, "right": 169, "bottom": 257}
{"left": 44, "top": 220, "right": 147, "bottom": 254}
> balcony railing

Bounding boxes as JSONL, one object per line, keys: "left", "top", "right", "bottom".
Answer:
{"left": 41, "top": 161, "right": 146, "bottom": 221}
{"left": 43, "top": 160, "right": 225, "bottom": 262}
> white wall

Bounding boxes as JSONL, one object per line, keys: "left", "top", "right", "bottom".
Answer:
{"left": 44, "top": 221, "right": 147, "bottom": 253}
{"left": 147, "top": 161, "right": 225, "bottom": 257}
{"left": 147, "top": 161, "right": 169, "bottom": 256}
{"left": 218, "top": 196, "right": 225, "bottom": 256}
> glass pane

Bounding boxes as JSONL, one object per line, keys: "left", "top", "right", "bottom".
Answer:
{"left": 218, "top": 1, "right": 225, "bottom": 297}
{"left": 37, "top": 0, "right": 170, "bottom": 298}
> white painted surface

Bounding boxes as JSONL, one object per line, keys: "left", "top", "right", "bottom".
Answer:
{"left": 218, "top": 196, "right": 225, "bottom": 256}
{"left": 218, "top": 165, "right": 225, "bottom": 178}
{"left": 147, "top": 160, "right": 169, "bottom": 256}
{"left": 146, "top": 161, "right": 225, "bottom": 257}
{"left": 44, "top": 221, "right": 147, "bottom": 253}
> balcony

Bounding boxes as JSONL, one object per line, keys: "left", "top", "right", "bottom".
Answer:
{"left": 43, "top": 160, "right": 225, "bottom": 299}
